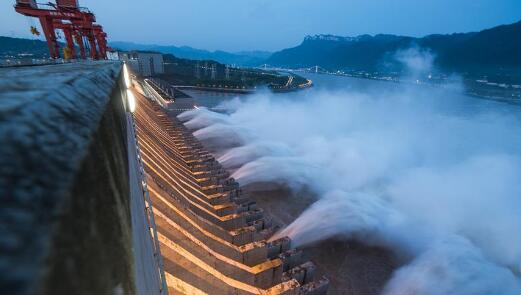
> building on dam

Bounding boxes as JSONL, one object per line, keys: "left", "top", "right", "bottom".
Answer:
{"left": 108, "top": 50, "right": 164, "bottom": 77}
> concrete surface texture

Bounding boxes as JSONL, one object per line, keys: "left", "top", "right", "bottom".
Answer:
{"left": 0, "top": 62, "right": 137, "bottom": 295}
{"left": 247, "top": 188, "right": 397, "bottom": 295}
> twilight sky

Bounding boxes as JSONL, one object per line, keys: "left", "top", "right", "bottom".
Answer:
{"left": 1, "top": 0, "right": 520, "bottom": 52}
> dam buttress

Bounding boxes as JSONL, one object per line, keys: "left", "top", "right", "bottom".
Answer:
{"left": 133, "top": 91, "right": 329, "bottom": 294}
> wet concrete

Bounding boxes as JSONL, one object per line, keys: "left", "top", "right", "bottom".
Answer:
{"left": 246, "top": 185, "right": 397, "bottom": 295}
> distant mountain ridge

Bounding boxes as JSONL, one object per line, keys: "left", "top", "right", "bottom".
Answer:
{"left": 3, "top": 20, "right": 520, "bottom": 75}
{"left": 0, "top": 37, "right": 271, "bottom": 66}
{"left": 267, "top": 21, "right": 521, "bottom": 74}
{"left": 0, "top": 36, "right": 50, "bottom": 59}
{"left": 110, "top": 41, "right": 271, "bottom": 66}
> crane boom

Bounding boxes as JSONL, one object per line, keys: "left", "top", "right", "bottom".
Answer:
{"left": 14, "top": 0, "right": 108, "bottom": 59}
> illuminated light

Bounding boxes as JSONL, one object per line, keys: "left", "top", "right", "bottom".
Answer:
{"left": 164, "top": 272, "right": 208, "bottom": 295}
{"left": 154, "top": 207, "right": 281, "bottom": 274}
{"left": 149, "top": 187, "right": 263, "bottom": 255}
{"left": 123, "top": 63, "right": 131, "bottom": 88}
{"left": 141, "top": 154, "right": 239, "bottom": 221}
{"left": 126, "top": 89, "right": 136, "bottom": 112}
{"left": 158, "top": 233, "right": 299, "bottom": 294}
{"left": 129, "top": 95, "right": 305, "bottom": 294}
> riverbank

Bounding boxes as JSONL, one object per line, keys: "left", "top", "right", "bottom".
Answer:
{"left": 172, "top": 77, "right": 313, "bottom": 95}
{"left": 293, "top": 70, "right": 521, "bottom": 104}
{"left": 177, "top": 85, "right": 255, "bottom": 94}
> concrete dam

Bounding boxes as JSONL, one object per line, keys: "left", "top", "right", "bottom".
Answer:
{"left": 0, "top": 61, "right": 329, "bottom": 295}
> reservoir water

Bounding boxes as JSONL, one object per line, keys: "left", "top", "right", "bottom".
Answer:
{"left": 187, "top": 72, "right": 521, "bottom": 119}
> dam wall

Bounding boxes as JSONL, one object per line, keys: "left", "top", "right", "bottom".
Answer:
{"left": 0, "top": 60, "right": 329, "bottom": 295}
{"left": 0, "top": 62, "right": 164, "bottom": 295}
{"left": 133, "top": 89, "right": 330, "bottom": 294}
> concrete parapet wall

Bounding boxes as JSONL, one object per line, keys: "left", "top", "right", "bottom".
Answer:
{"left": 0, "top": 62, "right": 138, "bottom": 295}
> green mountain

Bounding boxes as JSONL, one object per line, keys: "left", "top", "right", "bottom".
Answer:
{"left": 0, "top": 37, "right": 270, "bottom": 66}
{"left": 0, "top": 36, "right": 50, "bottom": 59}
{"left": 267, "top": 21, "right": 521, "bottom": 75}
{"left": 4, "top": 19, "right": 520, "bottom": 78}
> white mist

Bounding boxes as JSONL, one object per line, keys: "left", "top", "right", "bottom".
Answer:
{"left": 178, "top": 51, "right": 521, "bottom": 294}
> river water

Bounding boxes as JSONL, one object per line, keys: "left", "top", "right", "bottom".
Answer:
{"left": 186, "top": 72, "right": 521, "bottom": 118}
{"left": 180, "top": 72, "right": 521, "bottom": 294}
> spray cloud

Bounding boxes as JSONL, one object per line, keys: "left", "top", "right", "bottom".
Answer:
{"left": 178, "top": 49, "right": 521, "bottom": 294}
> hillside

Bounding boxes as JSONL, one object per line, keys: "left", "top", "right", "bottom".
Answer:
{"left": 0, "top": 36, "right": 269, "bottom": 66}
{"left": 267, "top": 21, "right": 521, "bottom": 74}
{"left": 4, "top": 20, "right": 521, "bottom": 78}
{"left": 158, "top": 53, "right": 308, "bottom": 90}
{"left": 110, "top": 41, "right": 270, "bottom": 66}
{"left": 0, "top": 36, "right": 50, "bottom": 59}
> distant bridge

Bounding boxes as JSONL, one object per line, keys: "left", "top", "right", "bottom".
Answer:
{"left": 258, "top": 64, "right": 330, "bottom": 74}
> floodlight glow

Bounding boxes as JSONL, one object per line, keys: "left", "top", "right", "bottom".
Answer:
{"left": 126, "top": 89, "right": 136, "bottom": 112}
{"left": 123, "top": 63, "right": 131, "bottom": 88}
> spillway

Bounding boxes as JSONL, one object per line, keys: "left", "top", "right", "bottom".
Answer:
{"left": 132, "top": 91, "right": 329, "bottom": 294}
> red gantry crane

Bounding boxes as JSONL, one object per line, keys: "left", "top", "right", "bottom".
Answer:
{"left": 14, "top": 0, "right": 108, "bottom": 60}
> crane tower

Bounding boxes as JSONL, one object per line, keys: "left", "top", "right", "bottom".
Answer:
{"left": 14, "top": 0, "right": 109, "bottom": 60}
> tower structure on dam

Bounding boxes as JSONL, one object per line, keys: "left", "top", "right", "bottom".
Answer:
{"left": 14, "top": 0, "right": 109, "bottom": 60}
{"left": 132, "top": 87, "right": 329, "bottom": 294}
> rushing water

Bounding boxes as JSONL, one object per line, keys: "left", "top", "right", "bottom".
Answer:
{"left": 180, "top": 72, "right": 521, "bottom": 295}
{"left": 187, "top": 72, "right": 521, "bottom": 117}
{"left": 182, "top": 89, "right": 249, "bottom": 108}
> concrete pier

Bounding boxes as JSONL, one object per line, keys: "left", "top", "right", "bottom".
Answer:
{"left": 133, "top": 91, "right": 329, "bottom": 294}
{"left": 0, "top": 62, "right": 156, "bottom": 295}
